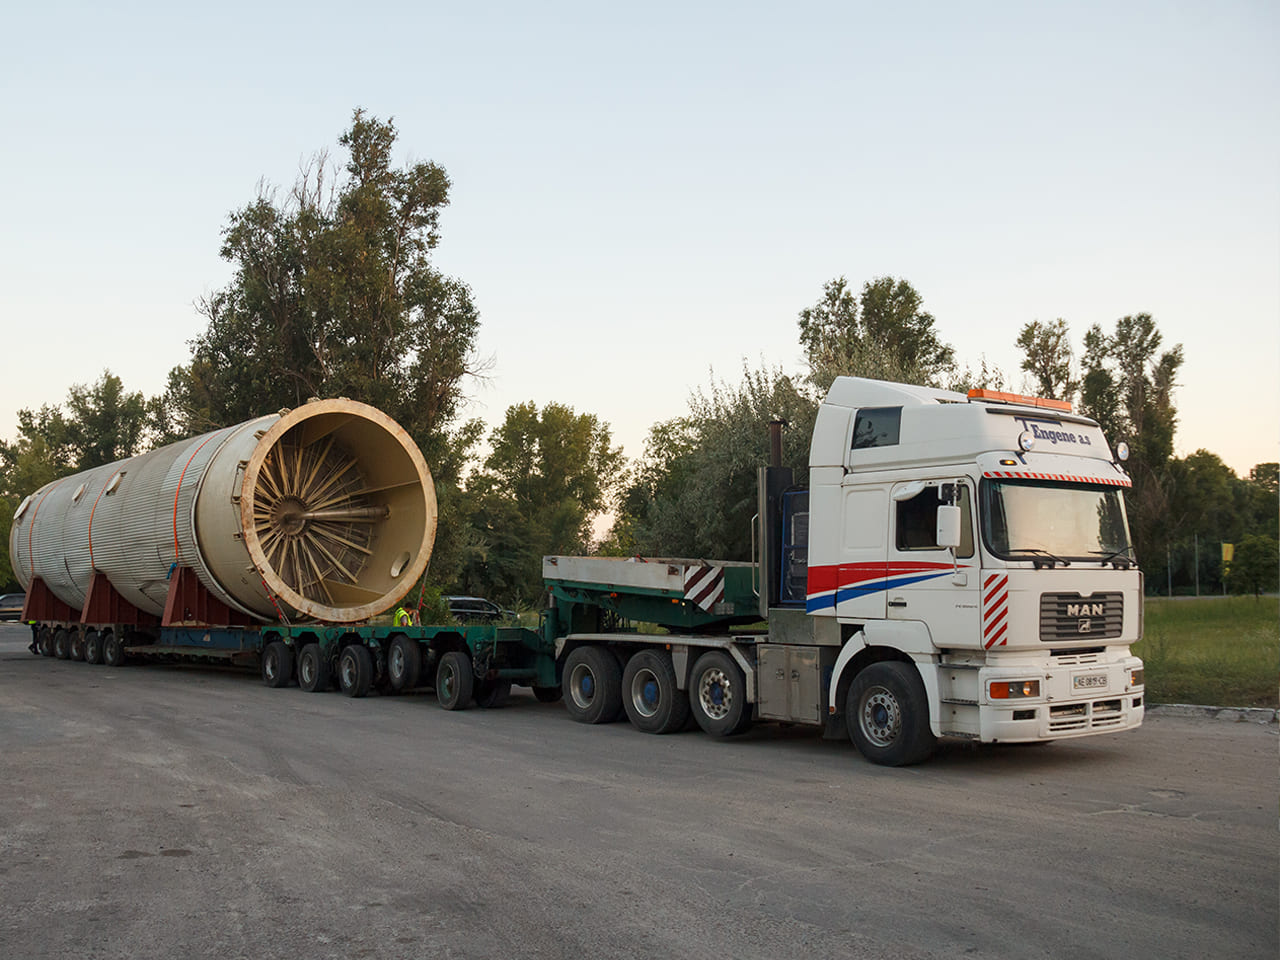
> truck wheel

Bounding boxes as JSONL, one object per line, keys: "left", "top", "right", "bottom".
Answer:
{"left": 563, "top": 646, "right": 623, "bottom": 724}
{"left": 846, "top": 661, "right": 935, "bottom": 766}
{"left": 689, "top": 650, "right": 752, "bottom": 737}
{"left": 102, "top": 631, "right": 125, "bottom": 668}
{"left": 261, "top": 640, "right": 294, "bottom": 688}
{"left": 69, "top": 631, "right": 86, "bottom": 661}
{"left": 297, "top": 643, "right": 328, "bottom": 693}
{"left": 83, "top": 629, "right": 103, "bottom": 665}
{"left": 387, "top": 634, "right": 421, "bottom": 692}
{"left": 38, "top": 627, "right": 54, "bottom": 656}
{"left": 338, "top": 645, "right": 374, "bottom": 698}
{"left": 475, "top": 679, "right": 512, "bottom": 708}
{"left": 623, "top": 649, "right": 690, "bottom": 734}
{"left": 53, "top": 628, "right": 71, "bottom": 659}
{"left": 532, "top": 685, "right": 563, "bottom": 703}
{"left": 436, "top": 651, "right": 473, "bottom": 710}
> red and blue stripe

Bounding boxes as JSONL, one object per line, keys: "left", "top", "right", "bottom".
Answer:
{"left": 806, "top": 561, "right": 958, "bottom": 613}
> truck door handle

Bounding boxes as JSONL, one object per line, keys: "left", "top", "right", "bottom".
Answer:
{"left": 888, "top": 598, "right": 907, "bottom": 608}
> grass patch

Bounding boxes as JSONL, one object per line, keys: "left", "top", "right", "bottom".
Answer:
{"left": 1135, "top": 596, "right": 1278, "bottom": 708}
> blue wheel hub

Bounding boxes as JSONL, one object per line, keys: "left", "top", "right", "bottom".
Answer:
{"left": 643, "top": 679, "right": 659, "bottom": 707}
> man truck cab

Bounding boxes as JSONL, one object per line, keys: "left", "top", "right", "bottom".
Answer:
{"left": 783, "top": 377, "right": 1143, "bottom": 763}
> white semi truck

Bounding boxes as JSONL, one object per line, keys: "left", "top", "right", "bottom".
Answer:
{"left": 17, "top": 378, "right": 1144, "bottom": 766}
{"left": 546, "top": 376, "right": 1144, "bottom": 765}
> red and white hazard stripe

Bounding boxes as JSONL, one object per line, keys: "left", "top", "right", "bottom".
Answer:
{"left": 983, "top": 573, "right": 1009, "bottom": 649}
{"left": 684, "top": 565, "right": 725, "bottom": 612}
{"left": 983, "top": 470, "right": 1131, "bottom": 488}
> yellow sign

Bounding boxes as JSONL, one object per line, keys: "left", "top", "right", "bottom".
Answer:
{"left": 1222, "top": 543, "right": 1234, "bottom": 568}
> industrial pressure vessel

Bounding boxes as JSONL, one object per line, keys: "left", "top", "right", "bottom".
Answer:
{"left": 8, "top": 398, "right": 437, "bottom": 624}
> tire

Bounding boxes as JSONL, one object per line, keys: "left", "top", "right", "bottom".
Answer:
{"left": 387, "top": 634, "right": 421, "bottom": 692}
{"left": 689, "top": 650, "right": 752, "bottom": 737}
{"left": 53, "top": 628, "right": 71, "bottom": 660}
{"left": 297, "top": 643, "right": 328, "bottom": 693}
{"left": 562, "top": 646, "right": 624, "bottom": 724}
{"left": 532, "top": 685, "right": 563, "bottom": 703}
{"left": 338, "top": 645, "right": 374, "bottom": 698}
{"left": 38, "top": 627, "right": 54, "bottom": 657}
{"left": 436, "top": 650, "right": 473, "bottom": 710}
{"left": 102, "top": 631, "right": 124, "bottom": 668}
{"left": 622, "top": 649, "right": 690, "bottom": 734}
{"left": 474, "top": 679, "right": 512, "bottom": 708}
{"left": 83, "top": 629, "right": 103, "bottom": 665}
{"left": 261, "top": 640, "right": 294, "bottom": 688}
{"left": 846, "top": 661, "right": 936, "bottom": 766}
{"left": 69, "top": 631, "right": 86, "bottom": 661}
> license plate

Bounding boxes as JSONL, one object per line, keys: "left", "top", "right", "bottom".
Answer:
{"left": 1073, "top": 673, "right": 1108, "bottom": 691}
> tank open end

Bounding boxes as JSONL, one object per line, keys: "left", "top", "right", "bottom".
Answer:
{"left": 240, "top": 399, "right": 437, "bottom": 623}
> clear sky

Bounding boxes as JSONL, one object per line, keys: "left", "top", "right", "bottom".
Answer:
{"left": 2, "top": 0, "right": 1276, "bottom": 477}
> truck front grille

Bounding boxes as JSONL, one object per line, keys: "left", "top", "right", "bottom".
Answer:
{"left": 1049, "top": 698, "right": 1127, "bottom": 732}
{"left": 1040, "top": 592, "right": 1123, "bottom": 641}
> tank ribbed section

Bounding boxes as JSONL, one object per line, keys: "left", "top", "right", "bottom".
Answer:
{"left": 161, "top": 421, "right": 263, "bottom": 618}
{"left": 87, "top": 437, "right": 204, "bottom": 615}
{"left": 25, "top": 478, "right": 80, "bottom": 604}
{"left": 57, "top": 462, "right": 125, "bottom": 610}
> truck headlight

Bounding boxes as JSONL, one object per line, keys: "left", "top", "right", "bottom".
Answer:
{"left": 990, "top": 680, "right": 1041, "bottom": 700}
{"left": 1130, "top": 668, "right": 1144, "bottom": 687}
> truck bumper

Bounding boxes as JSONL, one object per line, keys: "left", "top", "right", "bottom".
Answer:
{"left": 977, "top": 655, "right": 1144, "bottom": 743}
{"left": 936, "top": 653, "right": 1144, "bottom": 743}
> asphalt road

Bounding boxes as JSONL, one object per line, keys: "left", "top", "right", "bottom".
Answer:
{"left": 0, "top": 623, "right": 1275, "bottom": 960}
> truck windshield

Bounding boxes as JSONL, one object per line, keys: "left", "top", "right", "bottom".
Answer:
{"left": 980, "top": 479, "right": 1134, "bottom": 563}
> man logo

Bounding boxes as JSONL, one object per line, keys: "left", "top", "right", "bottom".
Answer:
{"left": 1078, "top": 619, "right": 1092, "bottom": 633}
{"left": 1066, "top": 602, "right": 1104, "bottom": 617}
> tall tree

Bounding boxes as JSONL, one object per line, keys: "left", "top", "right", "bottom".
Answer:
{"left": 798, "top": 276, "right": 955, "bottom": 391}
{"left": 1015, "top": 318, "right": 1077, "bottom": 401}
{"left": 161, "top": 109, "right": 482, "bottom": 476}
{"left": 459, "top": 402, "right": 624, "bottom": 602}
{"left": 1078, "top": 314, "right": 1184, "bottom": 570}
{"left": 614, "top": 366, "right": 817, "bottom": 561}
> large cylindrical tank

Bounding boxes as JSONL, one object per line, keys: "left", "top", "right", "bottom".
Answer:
{"left": 8, "top": 399, "right": 437, "bottom": 624}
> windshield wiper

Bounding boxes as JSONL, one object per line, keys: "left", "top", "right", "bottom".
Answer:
{"left": 1090, "top": 548, "right": 1134, "bottom": 568}
{"left": 1007, "top": 548, "right": 1071, "bottom": 569}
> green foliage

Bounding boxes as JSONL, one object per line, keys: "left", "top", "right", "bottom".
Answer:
{"left": 1245, "top": 463, "right": 1279, "bottom": 539}
{"left": 408, "top": 580, "right": 452, "bottom": 625}
{"left": 1136, "top": 597, "right": 1278, "bottom": 708}
{"left": 0, "top": 371, "right": 154, "bottom": 591}
{"left": 1015, "top": 319, "right": 1077, "bottom": 401}
{"left": 946, "top": 355, "right": 1008, "bottom": 394}
{"left": 798, "top": 276, "right": 955, "bottom": 391}
{"left": 160, "top": 109, "right": 481, "bottom": 478}
{"left": 616, "top": 365, "right": 817, "bottom": 561}
{"left": 1077, "top": 314, "right": 1184, "bottom": 568}
{"left": 457, "top": 402, "right": 625, "bottom": 604}
{"left": 1227, "top": 534, "right": 1279, "bottom": 598}
{"left": 7, "top": 371, "right": 149, "bottom": 474}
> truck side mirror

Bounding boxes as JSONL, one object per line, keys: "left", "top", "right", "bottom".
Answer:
{"left": 936, "top": 504, "right": 962, "bottom": 550}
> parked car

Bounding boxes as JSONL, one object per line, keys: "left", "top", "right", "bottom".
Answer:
{"left": 0, "top": 592, "right": 26, "bottom": 621}
{"left": 446, "top": 596, "right": 516, "bottom": 624}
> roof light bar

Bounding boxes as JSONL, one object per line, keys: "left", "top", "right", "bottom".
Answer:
{"left": 968, "top": 388, "right": 1072, "bottom": 413}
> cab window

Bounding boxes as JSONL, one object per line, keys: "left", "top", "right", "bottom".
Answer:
{"left": 852, "top": 407, "right": 901, "bottom": 450}
{"left": 895, "top": 485, "right": 973, "bottom": 557}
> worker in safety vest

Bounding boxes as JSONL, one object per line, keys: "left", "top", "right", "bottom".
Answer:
{"left": 393, "top": 606, "right": 415, "bottom": 626}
